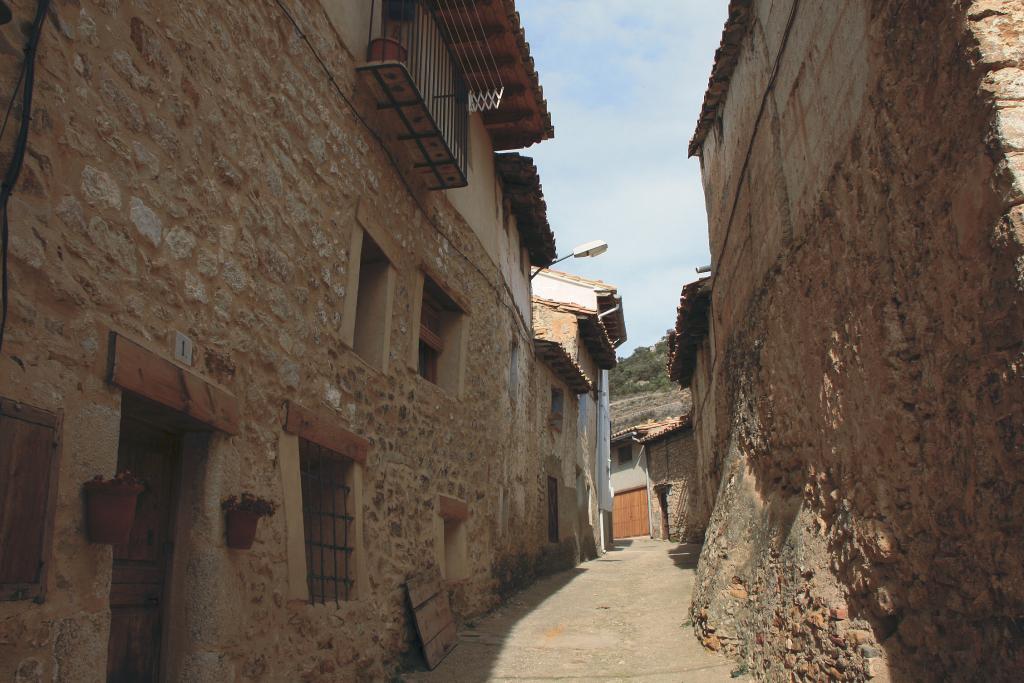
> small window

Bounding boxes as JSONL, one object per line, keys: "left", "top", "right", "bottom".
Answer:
{"left": 352, "top": 232, "right": 393, "bottom": 370}
{"left": 443, "top": 518, "right": 467, "bottom": 581}
{"left": 417, "top": 275, "right": 465, "bottom": 393}
{"left": 617, "top": 445, "right": 632, "bottom": 465}
{"left": 549, "top": 388, "right": 564, "bottom": 431}
{"left": 0, "top": 399, "right": 59, "bottom": 602}
{"left": 508, "top": 340, "right": 519, "bottom": 399}
{"left": 438, "top": 495, "right": 468, "bottom": 580}
{"left": 299, "top": 439, "right": 359, "bottom": 604}
{"left": 577, "top": 395, "right": 588, "bottom": 434}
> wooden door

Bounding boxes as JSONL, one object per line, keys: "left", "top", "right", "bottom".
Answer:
{"left": 547, "top": 476, "right": 558, "bottom": 543}
{"left": 106, "top": 417, "right": 179, "bottom": 683}
{"left": 612, "top": 488, "right": 649, "bottom": 539}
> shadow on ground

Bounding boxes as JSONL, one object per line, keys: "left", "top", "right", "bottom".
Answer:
{"left": 668, "top": 543, "right": 701, "bottom": 570}
{"left": 399, "top": 566, "right": 589, "bottom": 680}
{"left": 400, "top": 539, "right": 735, "bottom": 682}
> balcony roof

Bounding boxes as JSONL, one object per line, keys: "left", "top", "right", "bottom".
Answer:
{"left": 435, "top": 0, "right": 554, "bottom": 150}
{"left": 494, "top": 153, "right": 556, "bottom": 266}
{"left": 533, "top": 340, "right": 594, "bottom": 395}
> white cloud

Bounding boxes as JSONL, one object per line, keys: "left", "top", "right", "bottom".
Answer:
{"left": 517, "top": 1, "right": 730, "bottom": 353}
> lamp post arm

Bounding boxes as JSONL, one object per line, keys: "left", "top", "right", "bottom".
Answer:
{"left": 530, "top": 254, "right": 572, "bottom": 281}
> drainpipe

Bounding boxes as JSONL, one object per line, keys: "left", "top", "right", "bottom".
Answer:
{"left": 638, "top": 443, "right": 655, "bottom": 540}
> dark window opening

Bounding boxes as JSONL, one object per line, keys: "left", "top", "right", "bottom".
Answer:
{"left": 617, "top": 445, "right": 632, "bottom": 465}
{"left": 549, "top": 387, "right": 564, "bottom": 431}
{"left": 417, "top": 275, "right": 464, "bottom": 392}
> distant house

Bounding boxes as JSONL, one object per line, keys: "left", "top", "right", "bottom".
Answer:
{"left": 532, "top": 269, "right": 626, "bottom": 552}
{"left": 609, "top": 416, "right": 706, "bottom": 542}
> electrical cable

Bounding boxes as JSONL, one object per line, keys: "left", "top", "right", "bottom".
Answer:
{"left": 695, "top": 0, "right": 802, "bottom": 428}
{"left": 272, "top": 0, "right": 534, "bottom": 338}
{"left": 0, "top": 0, "right": 51, "bottom": 353}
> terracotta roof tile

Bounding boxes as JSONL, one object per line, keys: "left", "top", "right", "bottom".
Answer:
{"left": 688, "top": 0, "right": 754, "bottom": 157}
{"left": 667, "top": 278, "right": 712, "bottom": 388}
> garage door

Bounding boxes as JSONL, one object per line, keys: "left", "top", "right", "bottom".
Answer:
{"left": 612, "top": 488, "right": 649, "bottom": 539}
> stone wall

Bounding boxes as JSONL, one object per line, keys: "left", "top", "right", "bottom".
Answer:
{"left": 0, "top": 0, "right": 585, "bottom": 679}
{"left": 646, "top": 430, "right": 706, "bottom": 543}
{"left": 688, "top": 1, "right": 1024, "bottom": 681}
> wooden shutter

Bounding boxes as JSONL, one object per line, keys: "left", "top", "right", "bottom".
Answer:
{"left": 0, "top": 398, "right": 60, "bottom": 601}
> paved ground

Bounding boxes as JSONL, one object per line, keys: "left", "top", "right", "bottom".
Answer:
{"left": 403, "top": 538, "right": 746, "bottom": 682}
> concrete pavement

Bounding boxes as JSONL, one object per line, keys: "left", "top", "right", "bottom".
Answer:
{"left": 403, "top": 539, "right": 746, "bottom": 682}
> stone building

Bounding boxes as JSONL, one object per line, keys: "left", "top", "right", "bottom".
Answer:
{"left": 532, "top": 269, "right": 626, "bottom": 551}
{"left": 531, "top": 269, "right": 626, "bottom": 554}
{"left": 674, "top": 0, "right": 1024, "bottom": 681}
{"left": 609, "top": 415, "right": 706, "bottom": 543}
{"left": 639, "top": 416, "right": 706, "bottom": 544}
{"left": 0, "top": 0, "right": 621, "bottom": 679}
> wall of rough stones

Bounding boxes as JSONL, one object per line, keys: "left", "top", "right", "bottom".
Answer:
{"left": 689, "top": 1, "right": 1024, "bottom": 681}
{"left": 0, "top": 0, "right": 581, "bottom": 680}
{"left": 645, "top": 430, "right": 706, "bottom": 543}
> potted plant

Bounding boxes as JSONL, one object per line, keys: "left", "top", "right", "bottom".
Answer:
{"left": 221, "top": 493, "right": 276, "bottom": 550}
{"left": 82, "top": 471, "right": 145, "bottom": 544}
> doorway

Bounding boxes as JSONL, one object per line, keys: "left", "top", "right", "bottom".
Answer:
{"left": 612, "top": 487, "right": 649, "bottom": 539}
{"left": 657, "top": 487, "right": 670, "bottom": 541}
{"left": 106, "top": 409, "right": 182, "bottom": 682}
{"left": 547, "top": 476, "right": 559, "bottom": 543}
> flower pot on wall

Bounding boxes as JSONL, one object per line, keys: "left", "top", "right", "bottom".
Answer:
{"left": 83, "top": 481, "right": 144, "bottom": 544}
{"left": 225, "top": 509, "right": 261, "bottom": 550}
{"left": 367, "top": 37, "right": 407, "bottom": 63}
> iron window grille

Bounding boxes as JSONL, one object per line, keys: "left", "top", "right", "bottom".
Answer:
{"left": 299, "top": 439, "right": 355, "bottom": 605}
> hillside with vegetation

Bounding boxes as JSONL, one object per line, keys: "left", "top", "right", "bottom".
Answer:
{"left": 609, "top": 337, "right": 690, "bottom": 432}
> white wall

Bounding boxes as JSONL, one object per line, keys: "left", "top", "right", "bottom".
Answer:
{"left": 533, "top": 272, "right": 599, "bottom": 311}
{"left": 610, "top": 440, "right": 647, "bottom": 491}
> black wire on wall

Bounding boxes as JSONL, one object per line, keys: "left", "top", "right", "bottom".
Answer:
{"left": 0, "top": 0, "right": 51, "bottom": 352}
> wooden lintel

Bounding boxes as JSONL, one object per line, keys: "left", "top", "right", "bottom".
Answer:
{"left": 438, "top": 494, "right": 469, "bottom": 521}
{"left": 420, "top": 262, "right": 472, "bottom": 316}
{"left": 284, "top": 401, "right": 369, "bottom": 464}
{"left": 108, "top": 333, "right": 239, "bottom": 434}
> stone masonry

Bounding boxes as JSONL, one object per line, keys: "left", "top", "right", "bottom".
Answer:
{"left": 0, "top": 1, "right": 605, "bottom": 680}
{"left": 681, "top": 1, "right": 1024, "bottom": 681}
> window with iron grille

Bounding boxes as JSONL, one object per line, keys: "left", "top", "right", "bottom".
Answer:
{"left": 299, "top": 438, "right": 356, "bottom": 605}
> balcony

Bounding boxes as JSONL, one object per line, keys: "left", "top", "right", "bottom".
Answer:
{"left": 358, "top": 0, "right": 473, "bottom": 190}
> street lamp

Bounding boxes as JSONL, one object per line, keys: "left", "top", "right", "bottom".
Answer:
{"left": 530, "top": 240, "right": 608, "bottom": 280}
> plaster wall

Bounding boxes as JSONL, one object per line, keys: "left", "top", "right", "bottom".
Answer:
{"left": 532, "top": 272, "right": 600, "bottom": 311}
{"left": 0, "top": 0, "right": 572, "bottom": 679}
{"left": 610, "top": 441, "right": 647, "bottom": 492}
{"left": 690, "top": 1, "right": 1024, "bottom": 681}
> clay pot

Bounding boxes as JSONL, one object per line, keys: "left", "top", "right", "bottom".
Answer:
{"left": 367, "top": 37, "right": 407, "bottom": 63}
{"left": 225, "top": 509, "right": 262, "bottom": 550}
{"left": 83, "top": 481, "right": 144, "bottom": 544}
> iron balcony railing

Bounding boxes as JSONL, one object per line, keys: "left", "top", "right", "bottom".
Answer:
{"left": 364, "top": 0, "right": 469, "bottom": 189}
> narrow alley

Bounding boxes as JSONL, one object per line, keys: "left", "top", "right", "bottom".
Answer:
{"left": 405, "top": 539, "right": 744, "bottom": 682}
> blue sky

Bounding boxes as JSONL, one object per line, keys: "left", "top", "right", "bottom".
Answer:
{"left": 516, "top": 1, "right": 729, "bottom": 355}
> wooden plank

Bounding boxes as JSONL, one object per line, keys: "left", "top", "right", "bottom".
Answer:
{"left": 406, "top": 569, "right": 457, "bottom": 670}
{"left": 108, "top": 333, "right": 239, "bottom": 434}
{"left": 283, "top": 402, "right": 368, "bottom": 465}
{"left": 422, "top": 621, "right": 457, "bottom": 670}
{"left": 415, "top": 592, "right": 454, "bottom": 644}
{"left": 406, "top": 570, "right": 441, "bottom": 610}
{"left": 438, "top": 495, "right": 468, "bottom": 521}
{"left": 0, "top": 414, "right": 54, "bottom": 588}
{"left": 0, "top": 398, "right": 57, "bottom": 428}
